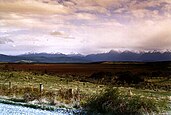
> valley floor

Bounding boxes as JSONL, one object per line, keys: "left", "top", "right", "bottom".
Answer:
{"left": 0, "top": 63, "right": 170, "bottom": 114}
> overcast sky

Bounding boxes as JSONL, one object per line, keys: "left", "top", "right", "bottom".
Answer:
{"left": 0, "top": 0, "right": 171, "bottom": 55}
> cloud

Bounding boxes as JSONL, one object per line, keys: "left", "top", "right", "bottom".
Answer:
{"left": 51, "top": 31, "right": 64, "bottom": 36}
{"left": 139, "top": 20, "right": 171, "bottom": 49}
{"left": 0, "top": 37, "right": 13, "bottom": 44}
{"left": 50, "top": 31, "right": 75, "bottom": 39}
{"left": 0, "top": 0, "right": 171, "bottom": 55}
{"left": 77, "top": 18, "right": 171, "bottom": 53}
{"left": 75, "top": 13, "right": 97, "bottom": 20}
{"left": 116, "top": 19, "right": 171, "bottom": 50}
{"left": 0, "top": 0, "right": 70, "bottom": 14}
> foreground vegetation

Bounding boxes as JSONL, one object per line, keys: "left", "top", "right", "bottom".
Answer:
{"left": 85, "top": 88, "right": 170, "bottom": 115}
{"left": 0, "top": 71, "right": 170, "bottom": 114}
{"left": 0, "top": 62, "right": 171, "bottom": 114}
{"left": 0, "top": 71, "right": 104, "bottom": 108}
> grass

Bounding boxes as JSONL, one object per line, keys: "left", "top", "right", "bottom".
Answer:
{"left": 0, "top": 71, "right": 104, "bottom": 93}
{"left": 84, "top": 88, "right": 170, "bottom": 115}
{"left": 0, "top": 70, "right": 170, "bottom": 114}
{"left": 0, "top": 71, "right": 105, "bottom": 107}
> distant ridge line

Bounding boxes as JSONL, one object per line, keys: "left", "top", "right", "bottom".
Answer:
{"left": 0, "top": 50, "right": 171, "bottom": 63}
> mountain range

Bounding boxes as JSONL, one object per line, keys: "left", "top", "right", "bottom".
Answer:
{"left": 0, "top": 50, "right": 171, "bottom": 63}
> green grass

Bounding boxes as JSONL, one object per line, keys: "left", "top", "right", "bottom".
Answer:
{"left": 0, "top": 71, "right": 104, "bottom": 93}
{"left": 0, "top": 71, "right": 170, "bottom": 114}
{"left": 84, "top": 88, "right": 170, "bottom": 115}
{"left": 0, "top": 71, "right": 105, "bottom": 107}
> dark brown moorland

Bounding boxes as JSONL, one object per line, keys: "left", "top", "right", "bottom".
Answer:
{"left": 1, "top": 62, "right": 170, "bottom": 75}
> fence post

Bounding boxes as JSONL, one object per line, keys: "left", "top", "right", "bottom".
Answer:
{"left": 39, "top": 83, "right": 43, "bottom": 97}
{"left": 40, "top": 83, "right": 43, "bottom": 92}
{"left": 68, "top": 88, "right": 73, "bottom": 99}
{"left": 8, "top": 82, "right": 12, "bottom": 96}
{"left": 9, "top": 82, "right": 12, "bottom": 89}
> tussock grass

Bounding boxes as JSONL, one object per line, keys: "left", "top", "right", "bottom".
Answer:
{"left": 0, "top": 71, "right": 104, "bottom": 108}
{"left": 84, "top": 88, "right": 170, "bottom": 115}
{"left": 0, "top": 71, "right": 170, "bottom": 114}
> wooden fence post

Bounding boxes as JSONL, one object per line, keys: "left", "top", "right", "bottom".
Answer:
{"left": 39, "top": 83, "right": 43, "bottom": 99}
{"left": 9, "top": 82, "right": 12, "bottom": 89}
{"left": 8, "top": 82, "right": 12, "bottom": 96}
{"left": 40, "top": 83, "right": 43, "bottom": 93}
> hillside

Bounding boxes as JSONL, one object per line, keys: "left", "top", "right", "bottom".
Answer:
{"left": 0, "top": 50, "right": 171, "bottom": 63}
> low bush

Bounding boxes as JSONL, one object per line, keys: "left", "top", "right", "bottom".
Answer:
{"left": 116, "top": 71, "right": 144, "bottom": 85}
{"left": 89, "top": 72, "right": 114, "bottom": 80}
{"left": 23, "top": 92, "right": 39, "bottom": 102}
{"left": 84, "top": 88, "right": 169, "bottom": 115}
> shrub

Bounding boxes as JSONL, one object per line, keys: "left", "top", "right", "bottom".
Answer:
{"left": 23, "top": 93, "right": 38, "bottom": 102}
{"left": 116, "top": 71, "right": 144, "bottom": 85}
{"left": 84, "top": 88, "right": 169, "bottom": 115}
{"left": 89, "top": 72, "right": 114, "bottom": 84}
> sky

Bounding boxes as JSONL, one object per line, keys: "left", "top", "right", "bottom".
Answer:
{"left": 0, "top": 0, "right": 171, "bottom": 55}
